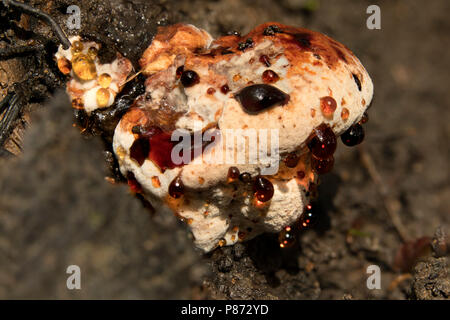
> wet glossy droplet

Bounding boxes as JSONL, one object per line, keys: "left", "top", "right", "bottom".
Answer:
{"left": 220, "top": 84, "right": 230, "bottom": 94}
{"left": 359, "top": 112, "right": 369, "bottom": 124}
{"left": 72, "top": 54, "right": 97, "bottom": 81}
{"left": 239, "top": 172, "right": 252, "bottom": 183}
{"left": 207, "top": 87, "right": 216, "bottom": 95}
{"left": 235, "top": 84, "right": 290, "bottom": 114}
{"left": 87, "top": 46, "right": 98, "bottom": 59}
{"left": 96, "top": 88, "right": 110, "bottom": 108}
{"left": 180, "top": 70, "right": 200, "bottom": 87}
{"left": 341, "top": 123, "right": 365, "bottom": 146}
{"left": 169, "top": 176, "right": 184, "bottom": 199}
{"left": 98, "top": 73, "right": 112, "bottom": 88}
{"left": 341, "top": 107, "right": 350, "bottom": 121}
{"left": 320, "top": 96, "right": 337, "bottom": 118}
{"left": 253, "top": 176, "right": 274, "bottom": 203}
{"left": 227, "top": 167, "right": 240, "bottom": 182}
{"left": 71, "top": 40, "right": 84, "bottom": 54}
{"left": 279, "top": 226, "right": 295, "bottom": 248}
{"left": 311, "top": 155, "right": 334, "bottom": 174}
{"left": 297, "top": 170, "right": 305, "bottom": 179}
{"left": 307, "top": 123, "right": 337, "bottom": 159}
{"left": 262, "top": 70, "right": 280, "bottom": 84}
{"left": 284, "top": 153, "right": 299, "bottom": 168}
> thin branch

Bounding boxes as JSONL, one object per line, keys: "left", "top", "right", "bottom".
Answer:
{"left": 3, "top": 0, "right": 70, "bottom": 49}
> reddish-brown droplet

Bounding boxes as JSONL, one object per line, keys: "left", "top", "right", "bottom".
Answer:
{"left": 227, "top": 167, "right": 240, "bottom": 182}
{"left": 180, "top": 70, "right": 200, "bottom": 87}
{"left": 168, "top": 176, "right": 184, "bottom": 199}
{"left": 341, "top": 123, "right": 365, "bottom": 146}
{"left": 220, "top": 84, "right": 230, "bottom": 94}
{"left": 239, "top": 172, "right": 252, "bottom": 183}
{"left": 341, "top": 107, "right": 350, "bottom": 121}
{"left": 235, "top": 84, "right": 290, "bottom": 114}
{"left": 130, "top": 137, "right": 150, "bottom": 166}
{"left": 311, "top": 155, "right": 334, "bottom": 174}
{"left": 262, "top": 70, "right": 280, "bottom": 84}
{"left": 297, "top": 171, "right": 305, "bottom": 179}
{"left": 320, "top": 96, "right": 337, "bottom": 118}
{"left": 359, "top": 112, "right": 369, "bottom": 124}
{"left": 207, "top": 87, "right": 216, "bottom": 95}
{"left": 284, "top": 153, "right": 299, "bottom": 168}
{"left": 307, "top": 123, "right": 337, "bottom": 159}
{"left": 253, "top": 176, "right": 274, "bottom": 202}
{"left": 259, "top": 55, "right": 271, "bottom": 67}
{"left": 279, "top": 226, "right": 295, "bottom": 248}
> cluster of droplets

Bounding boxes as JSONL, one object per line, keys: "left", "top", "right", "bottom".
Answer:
{"left": 57, "top": 40, "right": 116, "bottom": 110}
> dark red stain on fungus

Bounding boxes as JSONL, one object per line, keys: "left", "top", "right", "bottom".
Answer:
{"left": 293, "top": 32, "right": 312, "bottom": 49}
{"left": 235, "top": 84, "right": 290, "bottom": 114}
{"left": 130, "top": 137, "right": 150, "bottom": 166}
{"left": 176, "top": 66, "right": 184, "bottom": 79}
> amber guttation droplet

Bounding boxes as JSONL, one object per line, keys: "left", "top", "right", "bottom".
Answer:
{"left": 341, "top": 107, "right": 350, "bottom": 121}
{"left": 218, "top": 239, "right": 226, "bottom": 247}
{"left": 220, "top": 84, "right": 230, "bottom": 94}
{"left": 297, "top": 171, "right": 305, "bottom": 179}
{"left": 341, "top": 123, "right": 365, "bottom": 146}
{"left": 239, "top": 172, "right": 252, "bottom": 183}
{"left": 87, "top": 46, "right": 98, "bottom": 59}
{"left": 227, "top": 167, "right": 240, "bottom": 182}
{"left": 311, "top": 155, "right": 334, "bottom": 174}
{"left": 235, "top": 84, "right": 290, "bottom": 114}
{"left": 72, "top": 54, "right": 97, "bottom": 80}
{"left": 307, "top": 123, "right": 337, "bottom": 159}
{"left": 300, "top": 204, "right": 318, "bottom": 228}
{"left": 96, "top": 88, "right": 110, "bottom": 108}
{"left": 320, "top": 96, "right": 337, "bottom": 118}
{"left": 238, "top": 231, "right": 246, "bottom": 240}
{"left": 262, "top": 70, "right": 280, "bottom": 84}
{"left": 71, "top": 98, "right": 84, "bottom": 110}
{"left": 57, "top": 57, "right": 71, "bottom": 75}
{"left": 359, "top": 112, "right": 369, "bottom": 124}
{"left": 98, "top": 73, "right": 112, "bottom": 88}
{"left": 284, "top": 153, "right": 299, "bottom": 168}
{"left": 207, "top": 87, "right": 216, "bottom": 95}
{"left": 253, "top": 176, "right": 274, "bottom": 203}
{"left": 130, "top": 137, "right": 150, "bottom": 166}
{"left": 168, "top": 176, "right": 184, "bottom": 199}
{"left": 279, "top": 226, "right": 295, "bottom": 248}
{"left": 71, "top": 40, "right": 84, "bottom": 53}
{"left": 259, "top": 55, "right": 271, "bottom": 67}
{"left": 180, "top": 70, "right": 200, "bottom": 87}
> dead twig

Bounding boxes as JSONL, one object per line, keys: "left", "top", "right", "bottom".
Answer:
{"left": 358, "top": 146, "right": 409, "bottom": 242}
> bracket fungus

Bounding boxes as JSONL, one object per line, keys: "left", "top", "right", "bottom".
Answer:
{"left": 56, "top": 23, "right": 373, "bottom": 252}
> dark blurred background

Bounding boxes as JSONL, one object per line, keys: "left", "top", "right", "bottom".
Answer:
{"left": 0, "top": 0, "right": 448, "bottom": 299}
